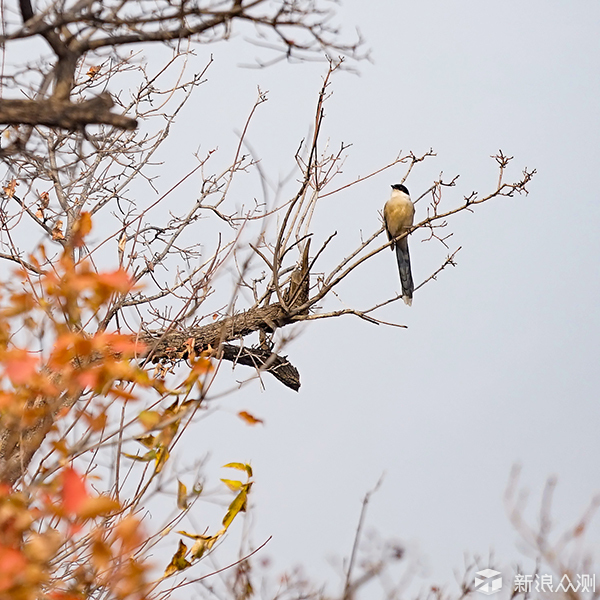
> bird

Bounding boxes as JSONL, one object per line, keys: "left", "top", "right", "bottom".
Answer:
{"left": 383, "top": 183, "right": 415, "bottom": 305}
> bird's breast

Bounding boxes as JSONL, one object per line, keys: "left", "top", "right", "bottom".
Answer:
{"left": 384, "top": 194, "right": 415, "bottom": 236}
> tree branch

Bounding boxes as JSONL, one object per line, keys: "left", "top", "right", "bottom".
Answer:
{"left": 0, "top": 94, "right": 138, "bottom": 131}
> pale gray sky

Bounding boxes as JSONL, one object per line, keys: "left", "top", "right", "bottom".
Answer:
{"left": 155, "top": 0, "right": 600, "bottom": 595}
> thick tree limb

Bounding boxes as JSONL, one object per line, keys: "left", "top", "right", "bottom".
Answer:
{"left": 139, "top": 303, "right": 291, "bottom": 358}
{"left": 0, "top": 389, "right": 82, "bottom": 485}
{"left": 0, "top": 93, "right": 138, "bottom": 130}
{"left": 139, "top": 302, "right": 301, "bottom": 390}
{"left": 221, "top": 344, "right": 300, "bottom": 391}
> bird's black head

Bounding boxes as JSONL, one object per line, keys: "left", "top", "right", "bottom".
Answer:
{"left": 391, "top": 183, "right": 409, "bottom": 195}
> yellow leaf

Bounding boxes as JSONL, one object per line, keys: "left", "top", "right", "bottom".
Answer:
{"left": 191, "top": 535, "right": 218, "bottom": 559}
{"left": 177, "top": 480, "right": 188, "bottom": 510}
{"left": 163, "top": 540, "right": 191, "bottom": 577}
{"left": 122, "top": 450, "right": 156, "bottom": 462}
{"left": 164, "top": 399, "right": 181, "bottom": 417}
{"left": 154, "top": 445, "right": 169, "bottom": 473}
{"left": 178, "top": 530, "right": 216, "bottom": 541}
{"left": 223, "top": 462, "right": 249, "bottom": 472}
{"left": 223, "top": 462, "right": 253, "bottom": 478}
{"left": 156, "top": 423, "right": 178, "bottom": 447}
{"left": 222, "top": 484, "right": 251, "bottom": 529}
{"left": 177, "top": 531, "right": 221, "bottom": 559}
{"left": 190, "top": 538, "right": 208, "bottom": 560}
{"left": 134, "top": 434, "right": 156, "bottom": 449}
{"left": 138, "top": 410, "right": 161, "bottom": 430}
{"left": 176, "top": 529, "right": 202, "bottom": 539}
{"left": 220, "top": 478, "right": 242, "bottom": 492}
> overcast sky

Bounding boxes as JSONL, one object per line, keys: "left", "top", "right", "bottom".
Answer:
{"left": 147, "top": 1, "right": 600, "bottom": 596}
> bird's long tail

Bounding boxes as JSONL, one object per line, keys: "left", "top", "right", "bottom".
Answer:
{"left": 395, "top": 240, "right": 414, "bottom": 306}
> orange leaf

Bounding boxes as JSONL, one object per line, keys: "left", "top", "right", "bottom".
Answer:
{"left": 2, "top": 178, "right": 17, "bottom": 198}
{"left": 78, "top": 495, "right": 120, "bottom": 520}
{"left": 96, "top": 269, "right": 132, "bottom": 293}
{"left": 87, "top": 65, "right": 101, "bottom": 78}
{"left": 38, "top": 190, "right": 50, "bottom": 208}
{"left": 82, "top": 410, "right": 107, "bottom": 432}
{"left": 3, "top": 292, "right": 35, "bottom": 316}
{"left": 71, "top": 212, "right": 92, "bottom": 247}
{"left": 91, "top": 536, "right": 112, "bottom": 571}
{"left": 238, "top": 411, "right": 263, "bottom": 426}
{"left": 114, "top": 515, "right": 143, "bottom": 551}
{"left": 51, "top": 220, "right": 64, "bottom": 240}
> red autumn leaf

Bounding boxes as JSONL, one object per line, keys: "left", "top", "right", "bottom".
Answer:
{"left": 48, "top": 592, "right": 83, "bottom": 600}
{"left": 0, "top": 546, "right": 27, "bottom": 592}
{"left": 61, "top": 467, "right": 90, "bottom": 515}
{"left": 77, "top": 369, "right": 100, "bottom": 390}
{"left": 4, "top": 350, "right": 38, "bottom": 385}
